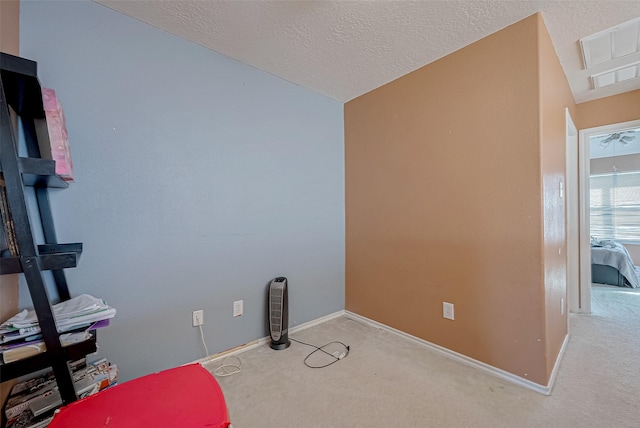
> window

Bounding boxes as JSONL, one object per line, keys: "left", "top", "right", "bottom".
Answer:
{"left": 590, "top": 171, "right": 640, "bottom": 242}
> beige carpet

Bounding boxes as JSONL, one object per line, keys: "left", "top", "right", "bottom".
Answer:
{"left": 213, "top": 286, "right": 640, "bottom": 427}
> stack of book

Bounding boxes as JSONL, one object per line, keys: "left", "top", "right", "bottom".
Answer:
{"left": 4, "top": 358, "right": 118, "bottom": 428}
{"left": 0, "top": 295, "right": 116, "bottom": 363}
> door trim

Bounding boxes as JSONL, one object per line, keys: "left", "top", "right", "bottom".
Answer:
{"left": 578, "top": 118, "right": 640, "bottom": 314}
{"left": 565, "top": 109, "right": 579, "bottom": 315}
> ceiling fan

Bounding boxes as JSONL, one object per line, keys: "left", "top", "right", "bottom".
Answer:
{"left": 598, "top": 131, "right": 637, "bottom": 149}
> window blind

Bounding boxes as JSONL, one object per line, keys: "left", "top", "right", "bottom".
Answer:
{"left": 590, "top": 171, "right": 640, "bottom": 241}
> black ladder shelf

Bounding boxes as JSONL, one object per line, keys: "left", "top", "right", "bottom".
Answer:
{"left": 0, "top": 52, "right": 94, "bottom": 406}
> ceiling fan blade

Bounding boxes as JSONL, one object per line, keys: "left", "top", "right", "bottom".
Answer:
{"left": 619, "top": 135, "right": 635, "bottom": 144}
{"left": 601, "top": 135, "right": 614, "bottom": 145}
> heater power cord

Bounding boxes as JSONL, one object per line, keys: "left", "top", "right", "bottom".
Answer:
{"left": 199, "top": 325, "right": 242, "bottom": 377}
{"left": 211, "top": 355, "right": 242, "bottom": 377}
{"left": 290, "top": 337, "right": 350, "bottom": 369}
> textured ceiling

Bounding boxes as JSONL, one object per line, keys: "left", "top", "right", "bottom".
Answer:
{"left": 95, "top": 0, "right": 640, "bottom": 103}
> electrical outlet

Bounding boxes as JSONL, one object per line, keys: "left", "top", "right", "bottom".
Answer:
{"left": 233, "top": 300, "right": 243, "bottom": 317}
{"left": 192, "top": 310, "right": 204, "bottom": 327}
{"left": 443, "top": 302, "right": 454, "bottom": 320}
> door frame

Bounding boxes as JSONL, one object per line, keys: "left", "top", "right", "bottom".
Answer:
{"left": 565, "top": 109, "right": 579, "bottom": 314}
{"left": 577, "top": 118, "right": 640, "bottom": 314}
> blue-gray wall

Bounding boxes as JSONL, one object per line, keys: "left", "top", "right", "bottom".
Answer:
{"left": 19, "top": 1, "right": 344, "bottom": 381}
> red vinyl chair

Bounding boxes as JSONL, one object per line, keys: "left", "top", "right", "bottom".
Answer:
{"left": 48, "top": 363, "right": 231, "bottom": 428}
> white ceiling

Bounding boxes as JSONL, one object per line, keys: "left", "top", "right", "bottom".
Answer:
{"left": 95, "top": 0, "right": 640, "bottom": 103}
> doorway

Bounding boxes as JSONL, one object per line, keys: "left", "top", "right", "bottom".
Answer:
{"left": 573, "top": 118, "right": 640, "bottom": 314}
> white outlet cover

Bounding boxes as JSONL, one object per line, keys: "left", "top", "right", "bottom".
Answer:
{"left": 192, "top": 310, "right": 203, "bottom": 327}
{"left": 233, "top": 300, "right": 243, "bottom": 317}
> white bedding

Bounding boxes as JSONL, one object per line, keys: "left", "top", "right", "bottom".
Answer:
{"left": 591, "top": 239, "right": 640, "bottom": 288}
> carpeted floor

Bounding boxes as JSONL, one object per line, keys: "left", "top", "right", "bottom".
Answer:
{"left": 213, "top": 286, "right": 640, "bottom": 427}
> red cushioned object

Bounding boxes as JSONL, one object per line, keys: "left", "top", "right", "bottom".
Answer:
{"left": 48, "top": 364, "right": 230, "bottom": 428}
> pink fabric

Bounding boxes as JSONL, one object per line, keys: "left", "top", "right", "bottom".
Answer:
{"left": 42, "top": 88, "right": 74, "bottom": 181}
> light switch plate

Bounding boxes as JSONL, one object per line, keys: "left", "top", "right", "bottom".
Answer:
{"left": 443, "top": 302, "right": 454, "bottom": 320}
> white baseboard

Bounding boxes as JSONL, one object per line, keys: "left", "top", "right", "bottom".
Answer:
{"left": 195, "top": 310, "right": 346, "bottom": 366}
{"left": 345, "top": 311, "right": 565, "bottom": 396}
{"left": 290, "top": 310, "right": 346, "bottom": 335}
{"left": 194, "top": 309, "right": 569, "bottom": 396}
{"left": 546, "top": 333, "right": 570, "bottom": 394}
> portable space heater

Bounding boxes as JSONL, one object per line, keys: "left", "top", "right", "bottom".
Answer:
{"left": 268, "top": 277, "right": 290, "bottom": 350}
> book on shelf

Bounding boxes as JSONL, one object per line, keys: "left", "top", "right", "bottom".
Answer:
{"left": 40, "top": 88, "right": 73, "bottom": 181}
{"left": 4, "top": 358, "right": 118, "bottom": 428}
{"left": 0, "top": 178, "right": 19, "bottom": 257}
{"left": 1, "top": 342, "right": 46, "bottom": 364}
{"left": 1, "top": 295, "right": 116, "bottom": 345}
{"left": 0, "top": 330, "right": 92, "bottom": 364}
{"left": 1, "top": 319, "right": 109, "bottom": 364}
{"left": 4, "top": 409, "right": 53, "bottom": 428}
{"left": 0, "top": 107, "right": 20, "bottom": 257}
{"left": 4, "top": 372, "right": 58, "bottom": 420}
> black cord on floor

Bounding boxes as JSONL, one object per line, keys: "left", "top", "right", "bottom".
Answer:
{"left": 290, "top": 337, "right": 350, "bottom": 368}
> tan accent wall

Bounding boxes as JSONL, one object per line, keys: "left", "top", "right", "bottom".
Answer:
{"left": 0, "top": 0, "right": 19, "bottom": 56}
{"left": 537, "top": 15, "right": 576, "bottom": 380}
{"left": 0, "top": 0, "right": 20, "bottom": 405}
{"left": 624, "top": 245, "right": 640, "bottom": 265}
{"left": 576, "top": 90, "right": 640, "bottom": 130}
{"left": 346, "top": 14, "right": 553, "bottom": 385}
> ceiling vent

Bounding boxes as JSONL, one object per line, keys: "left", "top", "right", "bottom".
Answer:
{"left": 580, "top": 17, "right": 640, "bottom": 91}
{"left": 580, "top": 17, "right": 640, "bottom": 69}
{"left": 591, "top": 61, "right": 640, "bottom": 88}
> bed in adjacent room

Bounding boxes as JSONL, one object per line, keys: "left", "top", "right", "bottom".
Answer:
{"left": 591, "top": 238, "right": 640, "bottom": 288}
